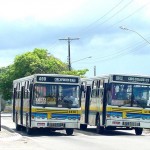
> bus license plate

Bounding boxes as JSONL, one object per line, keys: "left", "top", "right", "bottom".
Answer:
{"left": 47, "top": 123, "right": 64, "bottom": 128}
{"left": 122, "top": 122, "right": 140, "bottom": 127}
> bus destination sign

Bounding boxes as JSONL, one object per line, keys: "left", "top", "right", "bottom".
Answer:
{"left": 112, "top": 75, "right": 150, "bottom": 84}
{"left": 36, "top": 76, "right": 79, "bottom": 83}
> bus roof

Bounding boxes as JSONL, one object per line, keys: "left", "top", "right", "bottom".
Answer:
{"left": 109, "top": 74, "right": 150, "bottom": 85}
{"left": 13, "top": 74, "right": 80, "bottom": 83}
{"left": 81, "top": 74, "right": 150, "bottom": 85}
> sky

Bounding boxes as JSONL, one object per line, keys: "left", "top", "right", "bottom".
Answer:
{"left": 0, "top": 0, "right": 150, "bottom": 77}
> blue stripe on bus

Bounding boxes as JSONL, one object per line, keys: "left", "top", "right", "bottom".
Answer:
{"left": 107, "top": 112, "right": 122, "bottom": 117}
{"left": 32, "top": 113, "right": 47, "bottom": 118}
{"left": 107, "top": 112, "right": 150, "bottom": 119}
{"left": 127, "top": 113, "right": 150, "bottom": 119}
{"left": 32, "top": 113, "right": 80, "bottom": 119}
{"left": 52, "top": 114, "right": 80, "bottom": 119}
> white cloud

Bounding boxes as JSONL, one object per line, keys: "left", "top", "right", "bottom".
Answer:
{"left": 1, "top": 0, "right": 150, "bottom": 77}
{"left": 0, "top": 0, "right": 86, "bottom": 23}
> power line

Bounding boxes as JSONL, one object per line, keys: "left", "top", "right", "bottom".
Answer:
{"left": 96, "top": 0, "right": 133, "bottom": 27}
{"left": 49, "top": 1, "right": 134, "bottom": 46}
{"left": 75, "top": 1, "right": 150, "bottom": 64}
{"left": 77, "top": 0, "right": 133, "bottom": 38}
{"left": 79, "top": 0, "right": 124, "bottom": 35}
{"left": 47, "top": 1, "right": 150, "bottom": 65}
{"left": 84, "top": 40, "right": 150, "bottom": 64}
{"left": 76, "top": 0, "right": 149, "bottom": 38}
{"left": 59, "top": 37, "right": 79, "bottom": 71}
{"left": 109, "top": 2, "right": 150, "bottom": 28}
{"left": 76, "top": 33, "right": 150, "bottom": 64}
{"left": 48, "top": 0, "right": 125, "bottom": 51}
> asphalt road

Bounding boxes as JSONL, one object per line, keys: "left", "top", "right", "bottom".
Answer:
{"left": 0, "top": 114, "right": 150, "bottom": 150}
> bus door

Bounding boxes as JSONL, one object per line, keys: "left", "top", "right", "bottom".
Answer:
{"left": 20, "top": 86, "right": 24, "bottom": 125}
{"left": 102, "top": 83, "right": 109, "bottom": 125}
{"left": 13, "top": 88, "right": 16, "bottom": 122}
{"left": 85, "top": 86, "right": 91, "bottom": 124}
{"left": 28, "top": 83, "right": 33, "bottom": 127}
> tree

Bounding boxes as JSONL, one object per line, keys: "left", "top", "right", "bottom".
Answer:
{"left": 13, "top": 48, "right": 68, "bottom": 79}
{"left": 61, "top": 69, "right": 89, "bottom": 77}
{"left": 0, "top": 65, "right": 15, "bottom": 100}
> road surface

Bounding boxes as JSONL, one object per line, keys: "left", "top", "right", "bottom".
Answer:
{"left": 0, "top": 114, "right": 150, "bottom": 150}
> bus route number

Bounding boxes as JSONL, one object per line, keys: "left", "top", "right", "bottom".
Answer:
{"left": 38, "top": 77, "right": 47, "bottom": 82}
{"left": 68, "top": 110, "right": 77, "bottom": 114}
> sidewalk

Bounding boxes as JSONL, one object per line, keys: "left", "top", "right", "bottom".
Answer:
{"left": 0, "top": 113, "right": 22, "bottom": 142}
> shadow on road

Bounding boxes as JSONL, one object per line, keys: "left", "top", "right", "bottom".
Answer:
{"left": 13, "top": 127, "right": 72, "bottom": 137}
{"left": 75, "top": 127, "right": 139, "bottom": 136}
{"left": 6, "top": 126, "right": 146, "bottom": 138}
{"left": 12, "top": 127, "right": 143, "bottom": 137}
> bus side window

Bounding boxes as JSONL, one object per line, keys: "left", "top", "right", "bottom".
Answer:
{"left": 91, "top": 80, "right": 97, "bottom": 98}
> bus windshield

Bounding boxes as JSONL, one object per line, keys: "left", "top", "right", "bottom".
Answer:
{"left": 33, "top": 84, "right": 80, "bottom": 108}
{"left": 109, "top": 83, "right": 150, "bottom": 108}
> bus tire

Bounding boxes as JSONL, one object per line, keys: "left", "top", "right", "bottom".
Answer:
{"left": 80, "top": 124, "right": 87, "bottom": 130}
{"left": 135, "top": 128, "right": 143, "bottom": 135}
{"left": 96, "top": 115, "right": 104, "bottom": 134}
{"left": 16, "top": 123, "right": 21, "bottom": 131}
{"left": 66, "top": 129, "right": 74, "bottom": 135}
{"left": 26, "top": 126, "right": 32, "bottom": 135}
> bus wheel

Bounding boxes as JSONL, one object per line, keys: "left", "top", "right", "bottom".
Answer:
{"left": 96, "top": 116, "right": 104, "bottom": 134}
{"left": 66, "top": 129, "right": 74, "bottom": 135}
{"left": 16, "top": 123, "right": 21, "bottom": 131}
{"left": 80, "top": 124, "right": 87, "bottom": 130}
{"left": 135, "top": 128, "right": 143, "bottom": 135}
{"left": 26, "top": 126, "right": 32, "bottom": 135}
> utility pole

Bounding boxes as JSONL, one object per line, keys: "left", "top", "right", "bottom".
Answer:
{"left": 59, "top": 37, "right": 79, "bottom": 71}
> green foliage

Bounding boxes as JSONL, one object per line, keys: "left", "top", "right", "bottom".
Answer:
{"left": 61, "top": 69, "right": 89, "bottom": 77}
{"left": 0, "top": 48, "right": 88, "bottom": 100}
{"left": 0, "top": 65, "right": 15, "bottom": 100}
{"left": 13, "top": 48, "right": 68, "bottom": 79}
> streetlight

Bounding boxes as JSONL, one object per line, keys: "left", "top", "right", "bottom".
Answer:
{"left": 71, "top": 56, "right": 92, "bottom": 64}
{"left": 120, "top": 26, "right": 150, "bottom": 44}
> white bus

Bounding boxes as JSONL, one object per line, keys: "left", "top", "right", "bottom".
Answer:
{"left": 12, "top": 74, "right": 81, "bottom": 135}
{"left": 80, "top": 74, "right": 150, "bottom": 135}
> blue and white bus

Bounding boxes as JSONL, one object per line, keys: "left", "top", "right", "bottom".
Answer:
{"left": 12, "top": 74, "right": 81, "bottom": 135}
{"left": 80, "top": 74, "right": 150, "bottom": 135}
